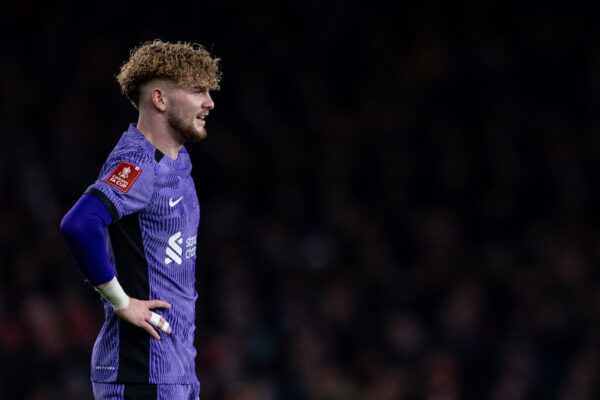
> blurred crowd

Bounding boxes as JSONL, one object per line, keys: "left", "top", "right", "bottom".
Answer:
{"left": 3, "top": 1, "right": 600, "bottom": 399}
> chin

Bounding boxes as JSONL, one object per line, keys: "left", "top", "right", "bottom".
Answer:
{"left": 196, "top": 128, "right": 207, "bottom": 141}
{"left": 186, "top": 128, "right": 207, "bottom": 143}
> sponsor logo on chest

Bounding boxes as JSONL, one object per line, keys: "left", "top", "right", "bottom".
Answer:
{"left": 165, "top": 232, "right": 197, "bottom": 265}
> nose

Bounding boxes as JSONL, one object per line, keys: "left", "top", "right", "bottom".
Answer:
{"left": 204, "top": 92, "right": 215, "bottom": 110}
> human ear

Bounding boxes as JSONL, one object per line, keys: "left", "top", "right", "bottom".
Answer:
{"left": 150, "top": 88, "right": 167, "bottom": 112}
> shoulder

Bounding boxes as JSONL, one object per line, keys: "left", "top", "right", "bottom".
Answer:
{"left": 95, "top": 130, "right": 161, "bottom": 196}
{"left": 101, "top": 130, "right": 159, "bottom": 178}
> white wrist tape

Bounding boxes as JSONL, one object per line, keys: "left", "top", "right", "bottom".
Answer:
{"left": 95, "top": 277, "right": 130, "bottom": 310}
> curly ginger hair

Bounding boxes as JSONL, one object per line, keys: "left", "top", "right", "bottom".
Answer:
{"left": 116, "top": 39, "right": 221, "bottom": 108}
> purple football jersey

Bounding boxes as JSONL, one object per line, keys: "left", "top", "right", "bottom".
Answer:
{"left": 85, "top": 124, "right": 200, "bottom": 385}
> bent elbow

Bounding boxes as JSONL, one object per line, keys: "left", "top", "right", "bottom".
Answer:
{"left": 60, "top": 212, "right": 76, "bottom": 238}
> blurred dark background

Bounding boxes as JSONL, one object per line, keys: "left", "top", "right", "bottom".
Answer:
{"left": 3, "top": 1, "right": 600, "bottom": 399}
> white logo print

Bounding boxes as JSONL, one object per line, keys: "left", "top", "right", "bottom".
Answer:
{"left": 169, "top": 196, "right": 184, "bottom": 207}
{"left": 118, "top": 166, "right": 131, "bottom": 179}
{"left": 165, "top": 232, "right": 183, "bottom": 265}
{"left": 165, "top": 232, "right": 197, "bottom": 265}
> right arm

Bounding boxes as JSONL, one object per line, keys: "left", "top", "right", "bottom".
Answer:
{"left": 60, "top": 194, "right": 171, "bottom": 339}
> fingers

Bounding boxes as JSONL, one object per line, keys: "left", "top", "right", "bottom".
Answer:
{"left": 146, "top": 299, "right": 171, "bottom": 309}
{"left": 146, "top": 300, "right": 172, "bottom": 335}
{"left": 142, "top": 321, "right": 161, "bottom": 340}
{"left": 149, "top": 311, "right": 161, "bottom": 327}
{"left": 148, "top": 311, "right": 172, "bottom": 335}
{"left": 114, "top": 297, "right": 172, "bottom": 339}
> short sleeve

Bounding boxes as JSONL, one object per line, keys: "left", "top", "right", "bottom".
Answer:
{"left": 87, "top": 151, "right": 156, "bottom": 219}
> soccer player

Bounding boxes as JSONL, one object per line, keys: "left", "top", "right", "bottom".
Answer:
{"left": 60, "top": 39, "right": 221, "bottom": 400}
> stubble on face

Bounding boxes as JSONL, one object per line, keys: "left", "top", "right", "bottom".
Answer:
{"left": 166, "top": 106, "right": 207, "bottom": 143}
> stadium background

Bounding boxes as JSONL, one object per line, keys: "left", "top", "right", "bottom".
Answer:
{"left": 2, "top": 1, "right": 600, "bottom": 399}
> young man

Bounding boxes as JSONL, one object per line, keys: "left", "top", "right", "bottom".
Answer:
{"left": 60, "top": 39, "right": 221, "bottom": 400}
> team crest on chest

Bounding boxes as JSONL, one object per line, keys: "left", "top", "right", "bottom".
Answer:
{"left": 105, "top": 161, "right": 142, "bottom": 193}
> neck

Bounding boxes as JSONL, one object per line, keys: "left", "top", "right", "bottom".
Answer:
{"left": 136, "top": 119, "right": 182, "bottom": 160}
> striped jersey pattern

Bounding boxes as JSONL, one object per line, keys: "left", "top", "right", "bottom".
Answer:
{"left": 85, "top": 124, "right": 200, "bottom": 385}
